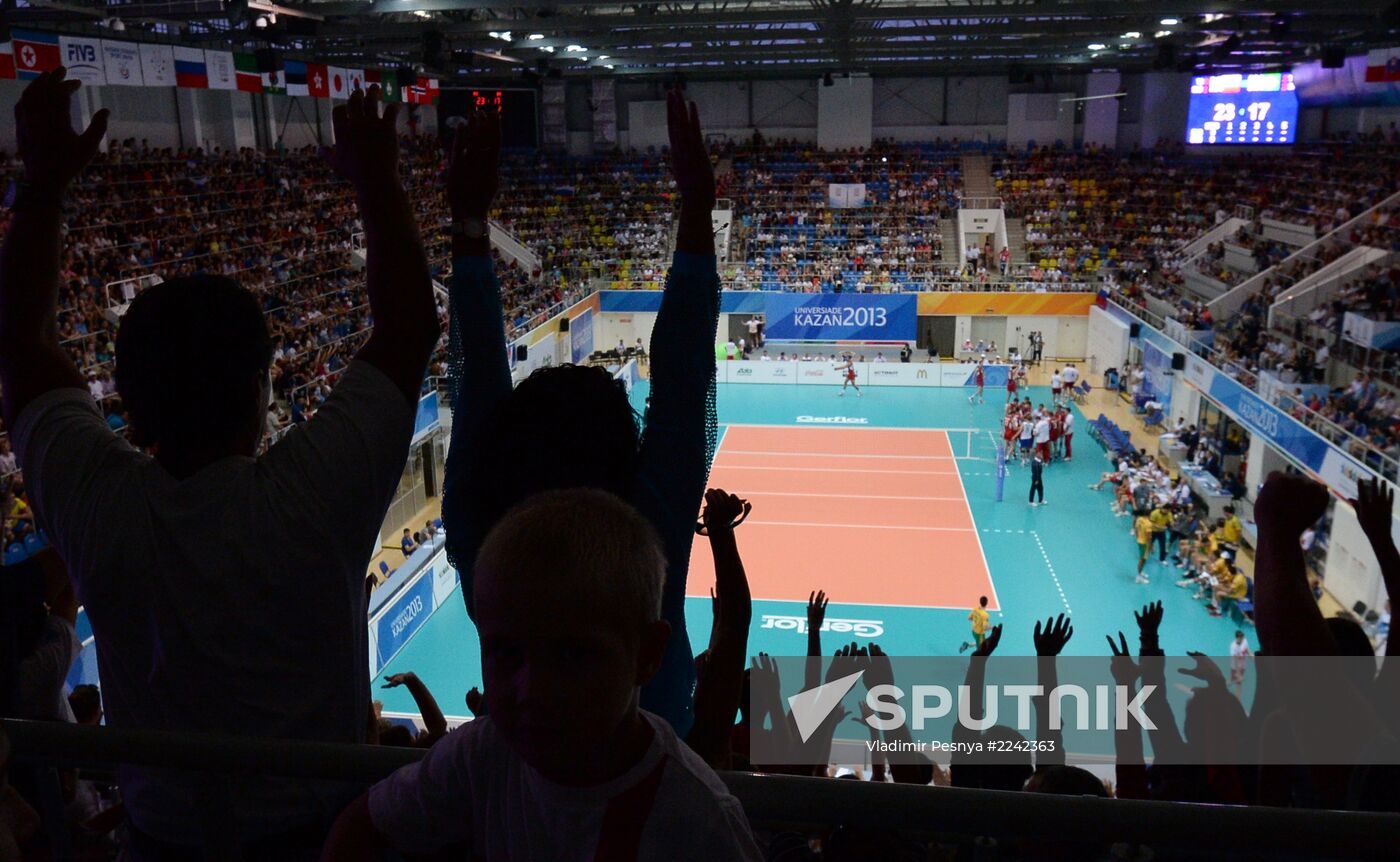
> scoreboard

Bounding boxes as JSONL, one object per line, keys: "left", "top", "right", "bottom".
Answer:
{"left": 439, "top": 88, "right": 539, "bottom": 148}
{"left": 1186, "top": 72, "right": 1298, "bottom": 145}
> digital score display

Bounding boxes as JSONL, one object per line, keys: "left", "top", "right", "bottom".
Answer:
{"left": 1186, "top": 72, "right": 1298, "bottom": 145}
{"left": 439, "top": 88, "right": 539, "bottom": 148}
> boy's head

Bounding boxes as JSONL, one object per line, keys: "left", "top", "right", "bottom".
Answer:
{"left": 1235, "top": 630, "right": 1245, "bottom": 642}
{"left": 474, "top": 489, "right": 670, "bottom": 782}
{"left": 979, "top": 596, "right": 989, "bottom": 608}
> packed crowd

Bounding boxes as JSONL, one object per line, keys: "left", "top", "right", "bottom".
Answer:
{"left": 723, "top": 140, "right": 960, "bottom": 293}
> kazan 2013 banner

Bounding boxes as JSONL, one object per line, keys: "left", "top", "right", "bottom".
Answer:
{"left": 761, "top": 294, "right": 916, "bottom": 342}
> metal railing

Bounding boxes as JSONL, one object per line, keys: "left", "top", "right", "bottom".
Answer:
{"left": 959, "top": 196, "right": 1003, "bottom": 210}
{"left": 4, "top": 719, "right": 1400, "bottom": 861}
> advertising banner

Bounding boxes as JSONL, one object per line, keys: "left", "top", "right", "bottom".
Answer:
{"left": 762, "top": 294, "right": 916, "bottom": 342}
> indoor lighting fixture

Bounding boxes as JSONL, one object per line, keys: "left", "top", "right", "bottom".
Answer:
{"left": 579, "top": 56, "right": 588, "bottom": 61}
{"left": 565, "top": 45, "right": 585, "bottom": 52}
{"left": 1123, "top": 31, "right": 1141, "bottom": 39}
{"left": 1088, "top": 43, "right": 1107, "bottom": 51}
{"left": 604, "top": 64, "right": 615, "bottom": 70}
{"left": 1160, "top": 17, "right": 1179, "bottom": 26}
{"left": 541, "top": 46, "right": 555, "bottom": 53}
{"left": 255, "top": 14, "right": 268, "bottom": 27}
{"left": 1155, "top": 30, "right": 1172, "bottom": 38}
{"left": 598, "top": 55, "right": 609, "bottom": 61}
{"left": 528, "top": 33, "right": 544, "bottom": 40}
{"left": 414, "top": 10, "right": 431, "bottom": 18}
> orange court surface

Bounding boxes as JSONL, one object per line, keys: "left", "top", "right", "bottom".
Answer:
{"left": 688, "top": 425, "right": 999, "bottom": 611}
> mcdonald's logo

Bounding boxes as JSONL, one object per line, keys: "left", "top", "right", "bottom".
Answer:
{"left": 915, "top": 369, "right": 928, "bottom": 379}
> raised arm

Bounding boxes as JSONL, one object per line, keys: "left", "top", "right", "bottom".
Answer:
{"left": 440, "top": 111, "right": 511, "bottom": 619}
{"left": 0, "top": 69, "right": 108, "bottom": 427}
{"left": 381, "top": 672, "right": 447, "bottom": 745}
{"left": 329, "top": 86, "right": 439, "bottom": 405}
{"left": 1032, "top": 614, "right": 1073, "bottom": 767}
{"left": 1353, "top": 478, "right": 1400, "bottom": 702}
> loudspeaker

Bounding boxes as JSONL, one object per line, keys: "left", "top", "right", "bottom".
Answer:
{"left": 559, "top": 316, "right": 570, "bottom": 333}
{"left": 1355, "top": 601, "right": 1369, "bottom": 616}
{"left": 1172, "top": 352, "right": 1186, "bottom": 371}
{"left": 255, "top": 49, "right": 282, "bottom": 73}
{"left": 1322, "top": 46, "right": 1346, "bottom": 69}
{"left": 514, "top": 344, "right": 528, "bottom": 363}
{"left": 1129, "top": 322, "right": 1142, "bottom": 338}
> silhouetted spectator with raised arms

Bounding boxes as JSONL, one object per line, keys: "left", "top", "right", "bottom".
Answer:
{"left": 0, "top": 72, "right": 438, "bottom": 856}
{"left": 441, "top": 90, "right": 720, "bottom": 735}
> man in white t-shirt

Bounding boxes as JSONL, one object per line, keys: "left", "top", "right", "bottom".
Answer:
{"left": 3, "top": 78, "right": 440, "bottom": 852}
{"left": 325, "top": 490, "right": 762, "bottom": 861}
{"left": 745, "top": 315, "right": 762, "bottom": 346}
{"left": 1034, "top": 413, "right": 1052, "bottom": 463}
{"left": 1062, "top": 410, "right": 1075, "bottom": 461}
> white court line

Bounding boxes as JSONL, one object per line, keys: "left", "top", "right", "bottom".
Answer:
{"left": 947, "top": 431, "right": 1002, "bottom": 613}
{"left": 745, "top": 519, "right": 977, "bottom": 533}
{"left": 723, "top": 596, "right": 993, "bottom": 612}
{"left": 1032, "top": 530, "right": 1072, "bottom": 614}
{"left": 713, "top": 465, "right": 960, "bottom": 476}
{"left": 718, "top": 449, "right": 954, "bottom": 461}
{"left": 726, "top": 490, "right": 967, "bottom": 502}
{"left": 719, "top": 422, "right": 951, "bottom": 433}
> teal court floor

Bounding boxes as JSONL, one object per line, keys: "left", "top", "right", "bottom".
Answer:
{"left": 374, "top": 380, "right": 1254, "bottom": 717}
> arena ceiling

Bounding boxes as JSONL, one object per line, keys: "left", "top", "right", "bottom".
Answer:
{"left": 11, "top": 0, "right": 1400, "bottom": 79}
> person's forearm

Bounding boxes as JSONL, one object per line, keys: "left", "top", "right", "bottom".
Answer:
{"left": 676, "top": 203, "right": 714, "bottom": 256}
{"left": 1138, "top": 649, "right": 1185, "bottom": 761}
{"left": 708, "top": 530, "right": 752, "bottom": 633}
{"left": 404, "top": 677, "right": 447, "bottom": 738}
{"left": 0, "top": 186, "right": 82, "bottom": 426}
{"left": 359, "top": 179, "right": 437, "bottom": 349}
{"left": 1033, "top": 658, "right": 1065, "bottom": 766}
{"left": 1255, "top": 529, "right": 1334, "bottom": 657}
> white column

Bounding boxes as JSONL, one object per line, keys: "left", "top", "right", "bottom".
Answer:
{"left": 174, "top": 87, "right": 203, "bottom": 150}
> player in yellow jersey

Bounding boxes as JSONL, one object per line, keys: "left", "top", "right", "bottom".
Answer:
{"left": 960, "top": 595, "right": 991, "bottom": 653}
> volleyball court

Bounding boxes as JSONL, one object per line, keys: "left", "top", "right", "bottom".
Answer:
{"left": 688, "top": 425, "right": 999, "bottom": 611}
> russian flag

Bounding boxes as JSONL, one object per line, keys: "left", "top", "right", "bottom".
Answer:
{"left": 12, "top": 30, "right": 60, "bottom": 81}
{"left": 174, "top": 46, "right": 208, "bottom": 88}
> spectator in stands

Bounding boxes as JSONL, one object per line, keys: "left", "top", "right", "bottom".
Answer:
{"left": 322, "top": 489, "right": 763, "bottom": 860}
{"left": 442, "top": 91, "right": 720, "bottom": 736}
{"left": 11, "top": 549, "right": 79, "bottom": 722}
{"left": 0, "top": 76, "right": 438, "bottom": 854}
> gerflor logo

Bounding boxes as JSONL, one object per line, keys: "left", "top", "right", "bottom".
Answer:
{"left": 796, "top": 415, "right": 868, "bottom": 424}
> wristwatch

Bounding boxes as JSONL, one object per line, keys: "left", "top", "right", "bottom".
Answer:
{"left": 451, "top": 217, "right": 489, "bottom": 239}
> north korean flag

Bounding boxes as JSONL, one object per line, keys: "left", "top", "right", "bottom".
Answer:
{"left": 12, "top": 31, "right": 60, "bottom": 81}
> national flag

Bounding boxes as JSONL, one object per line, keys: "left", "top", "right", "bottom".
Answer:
{"left": 174, "top": 46, "right": 208, "bottom": 88}
{"left": 12, "top": 30, "right": 61, "bottom": 81}
{"left": 101, "top": 41, "right": 143, "bottom": 86}
{"left": 347, "top": 68, "right": 365, "bottom": 94}
{"left": 1366, "top": 48, "right": 1400, "bottom": 83}
{"left": 405, "top": 76, "right": 439, "bottom": 104}
{"left": 139, "top": 43, "right": 176, "bottom": 87}
{"left": 262, "top": 67, "right": 286, "bottom": 95}
{"left": 59, "top": 36, "right": 105, "bottom": 85}
{"left": 328, "top": 66, "right": 348, "bottom": 99}
{"left": 307, "top": 63, "right": 329, "bottom": 98}
{"left": 0, "top": 42, "right": 15, "bottom": 80}
{"left": 234, "top": 53, "right": 262, "bottom": 93}
{"left": 284, "top": 60, "right": 308, "bottom": 96}
{"left": 366, "top": 69, "right": 399, "bottom": 102}
{"left": 205, "top": 50, "right": 236, "bottom": 90}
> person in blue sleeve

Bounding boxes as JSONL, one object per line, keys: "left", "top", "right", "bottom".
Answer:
{"left": 439, "top": 91, "right": 720, "bottom": 736}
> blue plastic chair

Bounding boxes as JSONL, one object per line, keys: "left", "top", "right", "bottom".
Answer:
{"left": 1144, "top": 410, "right": 1164, "bottom": 431}
{"left": 3, "top": 543, "right": 26, "bottom": 566}
{"left": 378, "top": 561, "right": 391, "bottom": 577}
{"left": 23, "top": 533, "right": 44, "bottom": 555}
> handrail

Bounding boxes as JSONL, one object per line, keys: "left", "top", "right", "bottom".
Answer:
{"left": 5, "top": 719, "right": 1400, "bottom": 859}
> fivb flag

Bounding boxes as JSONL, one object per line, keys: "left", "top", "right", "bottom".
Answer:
{"left": 139, "top": 43, "right": 176, "bottom": 87}
{"left": 205, "top": 50, "right": 236, "bottom": 90}
{"left": 101, "top": 41, "right": 144, "bottom": 86}
{"left": 174, "top": 46, "right": 208, "bottom": 88}
{"left": 827, "top": 183, "right": 867, "bottom": 209}
{"left": 59, "top": 36, "right": 105, "bottom": 85}
{"left": 1366, "top": 48, "right": 1400, "bottom": 83}
{"left": 12, "top": 30, "right": 61, "bottom": 80}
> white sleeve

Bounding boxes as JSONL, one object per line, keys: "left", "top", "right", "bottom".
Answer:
{"left": 260, "top": 361, "right": 416, "bottom": 571}
{"left": 16, "top": 616, "right": 81, "bottom": 721}
{"left": 368, "top": 722, "right": 477, "bottom": 853}
{"left": 11, "top": 388, "right": 142, "bottom": 585}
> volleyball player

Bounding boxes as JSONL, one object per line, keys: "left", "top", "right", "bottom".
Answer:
{"left": 1050, "top": 368, "right": 1063, "bottom": 406}
{"left": 1006, "top": 368, "right": 1018, "bottom": 404}
{"left": 834, "top": 352, "right": 862, "bottom": 397}
{"left": 969, "top": 361, "right": 986, "bottom": 404}
{"left": 1018, "top": 412, "right": 1034, "bottom": 466}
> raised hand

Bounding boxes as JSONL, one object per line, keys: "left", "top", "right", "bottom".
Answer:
{"left": 446, "top": 109, "right": 501, "bottom": 219}
{"left": 827, "top": 641, "right": 866, "bottom": 684}
{"left": 1134, "top": 601, "right": 1164, "bottom": 647}
{"left": 698, "top": 488, "right": 751, "bottom": 535}
{"left": 666, "top": 88, "right": 715, "bottom": 212}
{"left": 465, "top": 686, "right": 485, "bottom": 717}
{"left": 750, "top": 652, "right": 779, "bottom": 688}
{"left": 1353, "top": 476, "right": 1394, "bottom": 545}
{"left": 806, "top": 589, "right": 829, "bottom": 631}
{"left": 863, "top": 643, "right": 895, "bottom": 690}
{"left": 327, "top": 85, "right": 401, "bottom": 191}
{"left": 381, "top": 672, "right": 417, "bottom": 688}
{"left": 1106, "top": 631, "right": 1140, "bottom": 686}
{"left": 972, "top": 624, "right": 1003, "bottom": 657}
{"left": 14, "top": 68, "right": 109, "bottom": 190}
{"left": 1033, "top": 614, "right": 1074, "bottom": 657}
{"left": 1179, "top": 651, "right": 1227, "bottom": 689}
{"left": 1255, "top": 471, "right": 1328, "bottom": 540}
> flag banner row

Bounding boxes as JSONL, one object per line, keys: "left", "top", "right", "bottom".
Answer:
{"left": 0, "top": 29, "right": 437, "bottom": 103}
